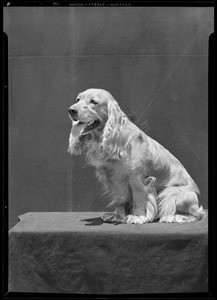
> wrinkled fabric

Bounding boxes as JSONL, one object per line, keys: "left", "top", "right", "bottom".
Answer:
{"left": 9, "top": 212, "right": 208, "bottom": 294}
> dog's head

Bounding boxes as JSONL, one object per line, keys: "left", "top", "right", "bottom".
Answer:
{"left": 68, "top": 88, "right": 131, "bottom": 157}
{"left": 68, "top": 88, "right": 113, "bottom": 138}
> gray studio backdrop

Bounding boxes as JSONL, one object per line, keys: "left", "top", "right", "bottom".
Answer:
{"left": 4, "top": 7, "right": 213, "bottom": 228}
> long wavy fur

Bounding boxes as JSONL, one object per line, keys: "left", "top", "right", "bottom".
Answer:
{"left": 68, "top": 88, "right": 206, "bottom": 224}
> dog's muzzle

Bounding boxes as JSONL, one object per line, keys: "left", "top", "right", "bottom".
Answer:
{"left": 68, "top": 108, "right": 78, "bottom": 120}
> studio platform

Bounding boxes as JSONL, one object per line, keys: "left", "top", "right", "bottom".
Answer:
{"left": 9, "top": 211, "right": 208, "bottom": 294}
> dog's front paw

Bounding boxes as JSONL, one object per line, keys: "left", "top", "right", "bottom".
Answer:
{"left": 123, "top": 215, "right": 147, "bottom": 224}
{"left": 101, "top": 212, "right": 121, "bottom": 223}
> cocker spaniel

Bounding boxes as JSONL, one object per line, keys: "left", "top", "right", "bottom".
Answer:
{"left": 68, "top": 88, "right": 206, "bottom": 224}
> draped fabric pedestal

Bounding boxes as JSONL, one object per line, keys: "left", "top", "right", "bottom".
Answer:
{"left": 9, "top": 211, "right": 208, "bottom": 294}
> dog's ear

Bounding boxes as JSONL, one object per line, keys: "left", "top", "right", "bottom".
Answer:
{"left": 101, "top": 98, "right": 131, "bottom": 159}
{"left": 102, "top": 99, "right": 123, "bottom": 138}
{"left": 68, "top": 133, "right": 86, "bottom": 155}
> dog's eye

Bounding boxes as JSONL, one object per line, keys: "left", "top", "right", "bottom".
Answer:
{"left": 90, "top": 99, "right": 98, "bottom": 105}
{"left": 76, "top": 98, "right": 80, "bottom": 103}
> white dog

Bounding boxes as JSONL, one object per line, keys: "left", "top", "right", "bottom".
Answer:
{"left": 68, "top": 88, "right": 206, "bottom": 224}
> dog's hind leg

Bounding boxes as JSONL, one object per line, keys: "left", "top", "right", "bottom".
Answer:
{"left": 176, "top": 187, "right": 207, "bottom": 220}
{"left": 159, "top": 214, "right": 197, "bottom": 223}
{"left": 157, "top": 185, "right": 206, "bottom": 223}
{"left": 176, "top": 194, "right": 207, "bottom": 221}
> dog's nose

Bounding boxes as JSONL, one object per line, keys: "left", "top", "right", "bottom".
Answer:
{"left": 68, "top": 108, "right": 77, "bottom": 117}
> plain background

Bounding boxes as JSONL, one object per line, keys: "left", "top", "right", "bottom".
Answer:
{"left": 4, "top": 7, "right": 213, "bottom": 228}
